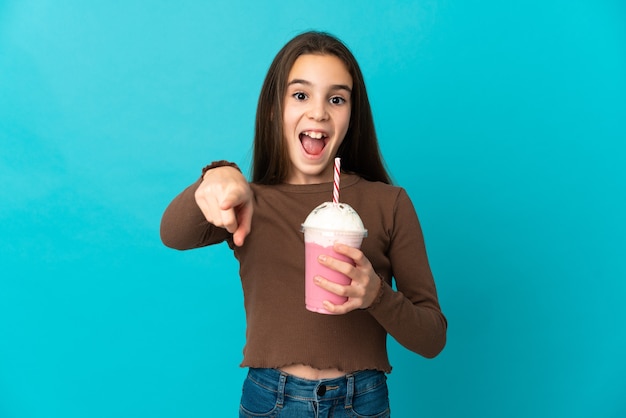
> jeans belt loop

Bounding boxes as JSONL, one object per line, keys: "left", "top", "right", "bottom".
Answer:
{"left": 277, "top": 372, "right": 287, "bottom": 407}
{"left": 345, "top": 373, "right": 355, "bottom": 408}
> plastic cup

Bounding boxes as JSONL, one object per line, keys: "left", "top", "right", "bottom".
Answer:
{"left": 302, "top": 226, "right": 367, "bottom": 314}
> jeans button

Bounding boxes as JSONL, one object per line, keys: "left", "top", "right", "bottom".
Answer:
{"left": 316, "top": 384, "right": 326, "bottom": 396}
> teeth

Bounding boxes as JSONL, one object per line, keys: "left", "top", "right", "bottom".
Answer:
{"left": 303, "top": 131, "right": 326, "bottom": 139}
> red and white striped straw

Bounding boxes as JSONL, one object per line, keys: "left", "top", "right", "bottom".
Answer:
{"left": 333, "top": 157, "right": 341, "bottom": 204}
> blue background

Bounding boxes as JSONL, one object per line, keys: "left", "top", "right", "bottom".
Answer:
{"left": 1, "top": 1, "right": 625, "bottom": 417}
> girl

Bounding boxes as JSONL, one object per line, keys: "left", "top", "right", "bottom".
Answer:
{"left": 161, "top": 31, "right": 446, "bottom": 418}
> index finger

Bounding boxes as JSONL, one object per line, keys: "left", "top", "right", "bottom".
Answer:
{"left": 232, "top": 201, "right": 253, "bottom": 246}
{"left": 332, "top": 242, "right": 366, "bottom": 266}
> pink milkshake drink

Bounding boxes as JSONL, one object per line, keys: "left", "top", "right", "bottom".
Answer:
{"left": 301, "top": 202, "right": 367, "bottom": 314}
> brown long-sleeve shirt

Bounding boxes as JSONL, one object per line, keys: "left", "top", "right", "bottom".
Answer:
{"left": 160, "top": 173, "right": 446, "bottom": 372}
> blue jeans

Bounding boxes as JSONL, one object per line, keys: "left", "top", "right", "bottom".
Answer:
{"left": 239, "top": 368, "right": 390, "bottom": 417}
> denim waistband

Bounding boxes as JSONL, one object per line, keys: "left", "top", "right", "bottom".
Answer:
{"left": 247, "top": 367, "right": 387, "bottom": 402}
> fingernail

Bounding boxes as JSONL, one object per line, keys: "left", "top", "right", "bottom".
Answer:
{"left": 318, "top": 255, "right": 327, "bottom": 262}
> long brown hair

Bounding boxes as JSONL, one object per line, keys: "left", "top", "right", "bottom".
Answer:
{"left": 252, "top": 31, "right": 391, "bottom": 185}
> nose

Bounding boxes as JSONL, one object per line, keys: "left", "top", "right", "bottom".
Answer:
{"left": 306, "top": 98, "right": 329, "bottom": 121}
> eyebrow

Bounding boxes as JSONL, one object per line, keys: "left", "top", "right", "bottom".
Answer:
{"left": 287, "top": 79, "right": 352, "bottom": 94}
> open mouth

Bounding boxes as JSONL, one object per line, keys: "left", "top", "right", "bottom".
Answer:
{"left": 299, "top": 131, "right": 329, "bottom": 156}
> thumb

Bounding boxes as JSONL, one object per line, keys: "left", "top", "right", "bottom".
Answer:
{"left": 218, "top": 194, "right": 238, "bottom": 211}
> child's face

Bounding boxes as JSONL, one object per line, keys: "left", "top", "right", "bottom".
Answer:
{"left": 283, "top": 54, "right": 352, "bottom": 184}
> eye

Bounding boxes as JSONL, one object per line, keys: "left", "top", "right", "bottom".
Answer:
{"left": 330, "top": 96, "right": 346, "bottom": 105}
{"left": 292, "top": 92, "right": 308, "bottom": 101}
